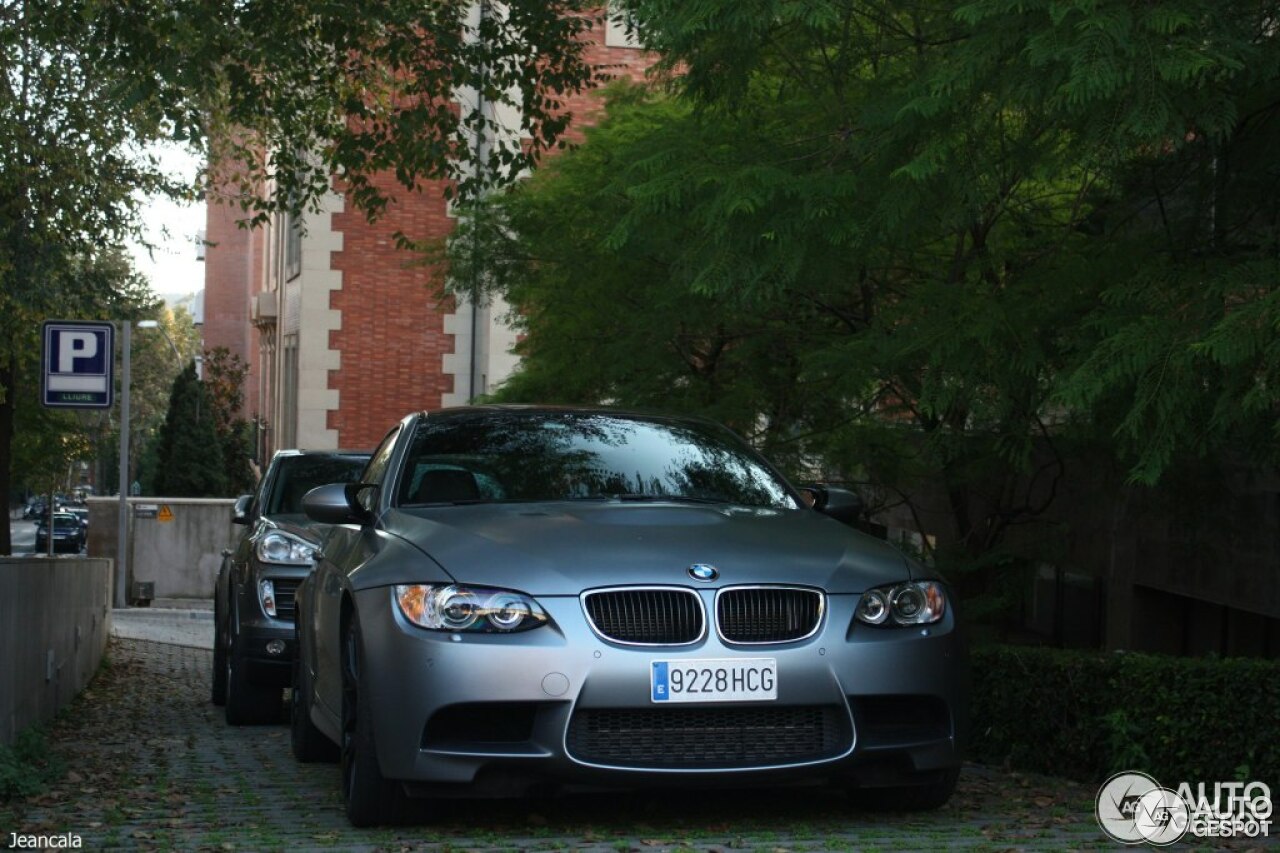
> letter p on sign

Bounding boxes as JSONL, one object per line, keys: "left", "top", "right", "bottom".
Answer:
{"left": 58, "top": 331, "right": 98, "bottom": 372}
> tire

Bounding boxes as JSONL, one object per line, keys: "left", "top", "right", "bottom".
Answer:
{"left": 291, "top": 654, "right": 338, "bottom": 762}
{"left": 224, "top": 622, "right": 284, "bottom": 725}
{"left": 211, "top": 600, "right": 227, "bottom": 706}
{"left": 340, "top": 613, "right": 409, "bottom": 826}
{"left": 848, "top": 767, "right": 960, "bottom": 812}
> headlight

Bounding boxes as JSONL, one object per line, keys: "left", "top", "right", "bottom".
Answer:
{"left": 856, "top": 581, "right": 946, "bottom": 627}
{"left": 394, "top": 584, "right": 549, "bottom": 633}
{"left": 255, "top": 531, "right": 316, "bottom": 565}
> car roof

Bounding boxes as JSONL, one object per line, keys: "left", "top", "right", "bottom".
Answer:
{"left": 270, "top": 448, "right": 371, "bottom": 459}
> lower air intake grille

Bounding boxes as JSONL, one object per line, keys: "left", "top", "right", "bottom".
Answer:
{"left": 567, "top": 705, "right": 849, "bottom": 769}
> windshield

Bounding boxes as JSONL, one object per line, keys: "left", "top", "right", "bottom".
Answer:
{"left": 398, "top": 411, "right": 799, "bottom": 510}
{"left": 264, "top": 454, "right": 369, "bottom": 516}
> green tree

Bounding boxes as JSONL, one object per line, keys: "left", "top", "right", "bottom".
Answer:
{"left": 202, "top": 347, "right": 255, "bottom": 495}
{"left": 0, "top": 1, "right": 180, "bottom": 551}
{"left": 608, "top": 0, "right": 1280, "bottom": 486}
{"left": 458, "top": 0, "right": 1280, "bottom": 588}
{"left": 0, "top": 0, "right": 606, "bottom": 549}
{"left": 86, "top": 0, "right": 605, "bottom": 220}
{"left": 152, "top": 363, "right": 226, "bottom": 497}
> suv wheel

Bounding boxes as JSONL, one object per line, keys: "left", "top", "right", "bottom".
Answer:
{"left": 210, "top": 600, "right": 227, "bottom": 706}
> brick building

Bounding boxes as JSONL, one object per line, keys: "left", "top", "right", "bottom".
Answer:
{"left": 201, "top": 11, "right": 653, "bottom": 456}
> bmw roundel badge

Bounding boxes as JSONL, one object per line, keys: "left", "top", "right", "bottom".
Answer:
{"left": 688, "top": 563, "right": 719, "bottom": 582}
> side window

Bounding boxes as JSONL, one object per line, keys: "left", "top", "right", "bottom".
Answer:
{"left": 358, "top": 427, "right": 400, "bottom": 513}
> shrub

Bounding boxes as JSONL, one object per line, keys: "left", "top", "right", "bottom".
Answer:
{"left": 970, "top": 645, "right": 1280, "bottom": 785}
{"left": 0, "top": 727, "right": 64, "bottom": 801}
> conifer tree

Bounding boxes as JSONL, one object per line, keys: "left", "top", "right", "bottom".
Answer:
{"left": 152, "top": 363, "right": 227, "bottom": 498}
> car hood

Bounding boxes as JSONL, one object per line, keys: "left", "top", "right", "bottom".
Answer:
{"left": 374, "top": 502, "right": 916, "bottom": 595}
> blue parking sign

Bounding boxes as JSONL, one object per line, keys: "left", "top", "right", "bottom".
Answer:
{"left": 42, "top": 321, "right": 115, "bottom": 409}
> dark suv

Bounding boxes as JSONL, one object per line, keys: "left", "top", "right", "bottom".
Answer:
{"left": 212, "top": 448, "right": 369, "bottom": 724}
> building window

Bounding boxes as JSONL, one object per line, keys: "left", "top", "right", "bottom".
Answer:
{"left": 281, "top": 334, "right": 299, "bottom": 448}
{"left": 284, "top": 210, "right": 302, "bottom": 281}
{"left": 605, "top": 2, "right": 642, "bottom": 49}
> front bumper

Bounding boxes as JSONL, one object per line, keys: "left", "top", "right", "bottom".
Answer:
{"left": 353, "top": 586, "right": 967, "bottom": 796}
{"left": 233, "top": 565, "right": 309, "bottom": 685}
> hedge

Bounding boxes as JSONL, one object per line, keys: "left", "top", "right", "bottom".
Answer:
{"left": 969, "top": 645, "right": 1280, "bottom": 786}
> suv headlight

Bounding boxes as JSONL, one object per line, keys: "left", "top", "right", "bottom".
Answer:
{"left": 255, "top": 531, "right": 316, "bottom": 565}
{"left": 394, "top": 584, "right": 549, "bottom": 633}
{"left": 855, "top": 581, "right": 947, "bottom": 627}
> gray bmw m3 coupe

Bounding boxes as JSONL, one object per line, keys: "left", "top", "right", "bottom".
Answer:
{"left": 292, "top": 406, "right": 966, "bottom": 826}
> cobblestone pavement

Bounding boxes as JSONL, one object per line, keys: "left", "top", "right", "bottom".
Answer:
{"left": 5, "top": 639, "right": 1126, "bottom": 851}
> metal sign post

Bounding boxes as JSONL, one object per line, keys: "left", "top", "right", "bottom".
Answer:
{"left": 116, "top": 322, "right": 131, "bottom": 609}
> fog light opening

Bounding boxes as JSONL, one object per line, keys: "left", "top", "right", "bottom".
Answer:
{"left": 265, "top": 639, "right": 286, "bottom": 656}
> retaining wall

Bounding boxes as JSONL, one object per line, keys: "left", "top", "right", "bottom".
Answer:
{"left": 0, "top": 557, "right": 112, "bottom": 746}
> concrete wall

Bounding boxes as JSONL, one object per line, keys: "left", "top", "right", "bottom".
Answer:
{"left": 86, "top": 497, "right": 237, "bottom": 602}
{"left": 0, "top": 557, "right": 112, "bottom": 746}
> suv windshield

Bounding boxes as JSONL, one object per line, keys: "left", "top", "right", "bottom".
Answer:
{"left": 264, "top": 455, "right": 369, "bottom": 516}
{"left": 398, "top": 411, "right": 799, "bottom": 510}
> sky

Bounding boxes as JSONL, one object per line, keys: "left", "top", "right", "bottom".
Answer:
{"left": 126, "top": 142, "right": 207, "bottom": 303}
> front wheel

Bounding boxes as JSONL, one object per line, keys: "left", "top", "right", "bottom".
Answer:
{"left": 340, "top": 613, "right": 409, "bottom": 826}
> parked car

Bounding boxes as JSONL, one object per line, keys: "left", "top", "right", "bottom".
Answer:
{"left": 213, "top": 448, "right": 371, "bottom": 724}
{"left": 34, "top": 512, "right": 86, "bottom": 553}
{"left": 292, "top": 407, "right": 966, "bottom": 826}
{"left": 63, "top": 505, "right": 90, "bottom": 531}
{"left": 24, "top": 497, "right": 65, "bottom": 520}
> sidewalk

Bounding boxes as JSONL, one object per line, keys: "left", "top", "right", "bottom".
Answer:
{"left": 110, "top": 601, "right": 213, "bottom": 649}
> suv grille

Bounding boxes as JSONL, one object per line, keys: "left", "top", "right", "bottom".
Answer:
{"left": 582, "top": 588, "right": 704, "bottom": 645}
{"left": 567, "top": 705, "right": 849, "bottom": 769}
{"left": 717, "top": 587, "right": 823, "bottom": 643}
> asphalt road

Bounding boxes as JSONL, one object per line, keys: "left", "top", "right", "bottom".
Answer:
{"left": 10, "top": 518, "right": 36, "bottom": 554}
{"left": 8, "top": 517, "right": 87, "bottom": 557}
{"left": 0, "top": 637, "right": 1128, "bottom": 852}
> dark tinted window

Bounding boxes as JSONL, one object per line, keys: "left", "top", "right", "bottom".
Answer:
{"left": 264, "top": 454, "right": 369, "bottom": 516}
{"left": 359, "top": 426, "right": 401, "bottom": 513}
{"left": 398, "top": 412, "right": 797, "bottom": 509}
{"left": 40, "top": 514, "right": 82, "bottom": 532}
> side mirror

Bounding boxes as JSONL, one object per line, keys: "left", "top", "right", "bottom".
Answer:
{"left": 231, "top": 494, "right": 253, "bottom": 525}
{"left": 303, "top": 482, "right": 374, "bottom": 525}
{"left": 803, "top": 483, "right": 864, "bottom": 526}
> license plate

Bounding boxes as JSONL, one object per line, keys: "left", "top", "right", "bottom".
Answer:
{"left": 650, "top": 658, "right": 777, "bottom": 703}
